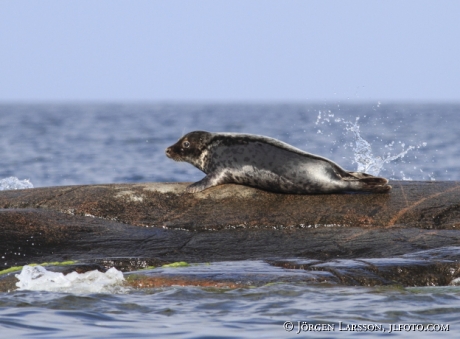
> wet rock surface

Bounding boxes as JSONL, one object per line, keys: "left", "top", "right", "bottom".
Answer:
{"left": 1, "top": 181, "right": 460, "bottom": 287}
{"left": 269, "top": 247, "right": 460, "bottom": 287}
{"left": 3, "top": 247, "right": 460, "bottom": 292}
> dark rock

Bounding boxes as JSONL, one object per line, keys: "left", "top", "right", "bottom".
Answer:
{"left": 1, "top": 181, "right": 460, "bottom": 287}
{"left": 269, "top": 247, "right": 460, "bottom": 287}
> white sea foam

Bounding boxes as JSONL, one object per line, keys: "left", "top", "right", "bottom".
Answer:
{"left": 15, "top": 265, "right": 126, "bottom": 294}
{"left": 0, "top": 177, "right": 34, "bottom": 191}
{"left": 450, "top": 277, "right": 460, "bottom": 286}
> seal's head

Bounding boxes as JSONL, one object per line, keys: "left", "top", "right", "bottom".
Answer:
{"left": 165, "top": 131, "right": 212, "bottom": 170}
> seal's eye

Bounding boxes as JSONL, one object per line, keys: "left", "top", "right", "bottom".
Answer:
{"left": 183, "top": 141, "right": 190, "bottom": 148}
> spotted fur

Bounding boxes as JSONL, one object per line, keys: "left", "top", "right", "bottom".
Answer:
{"left": 165, "top": 131, "right": 391, "bottom": 194}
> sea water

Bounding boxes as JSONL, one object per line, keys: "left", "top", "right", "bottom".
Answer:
{"left": 1, "top": 103, "right": 460, "bottom": 338}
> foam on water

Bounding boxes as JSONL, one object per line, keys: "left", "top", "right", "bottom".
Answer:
{"left": 15, "top": 265, "right": 126, "bottom": 294}
{"left": 0, "top": 176, "right": 34, "bottom": 191}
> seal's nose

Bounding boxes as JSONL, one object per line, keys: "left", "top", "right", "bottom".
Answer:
{"left": 165, "top": 147, "right": 171, "bottom": 158}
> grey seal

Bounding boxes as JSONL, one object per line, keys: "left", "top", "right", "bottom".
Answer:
{"left": 165, "top": 131, "right": 391, "bottom": 194}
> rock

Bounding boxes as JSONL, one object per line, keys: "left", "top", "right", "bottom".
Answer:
{"left": 1, "top": 181, "right": 460, "bottom": 287}
{"left": 1, "top": 181, "right": 459, "bottom": 230}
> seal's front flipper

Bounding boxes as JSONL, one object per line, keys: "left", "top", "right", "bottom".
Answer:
{"left": 185, "top": 172, "right": 230, "bottom": 193}
{"left": 186, "top": 177, "right": 213, "bottom": 193}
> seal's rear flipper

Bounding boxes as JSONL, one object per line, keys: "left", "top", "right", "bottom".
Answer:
{"left": 347, "top": 172, "right": 387, "bottom": 182}
{"left": 359, "top": 180, "right": 392, "bottom": 193}
{"left": 345, "top": 172, "right": 391, "bottom": 193}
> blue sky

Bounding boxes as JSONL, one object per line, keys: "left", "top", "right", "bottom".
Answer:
{"left": 1, "top": 0, "right": 459, "bottom": 102}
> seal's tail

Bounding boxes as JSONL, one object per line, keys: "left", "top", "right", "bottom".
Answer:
{"left": 344, "top": 172, "right": 392, "bottom": 193}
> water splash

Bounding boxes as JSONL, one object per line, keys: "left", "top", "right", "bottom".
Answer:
{"left": 341, "top": 117, "right": 425, "bottom": 176}
{"left": 315, "top": 112, "right": 427, "bottom": 178}
{"left": 16, "top": 265, "right": 126, "bottom": 294}
{"left": 315, "top": 110, "right": 335, "bottom": 134}
{"left": 0, "top": 177, "right": 34, "bottom": 191}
